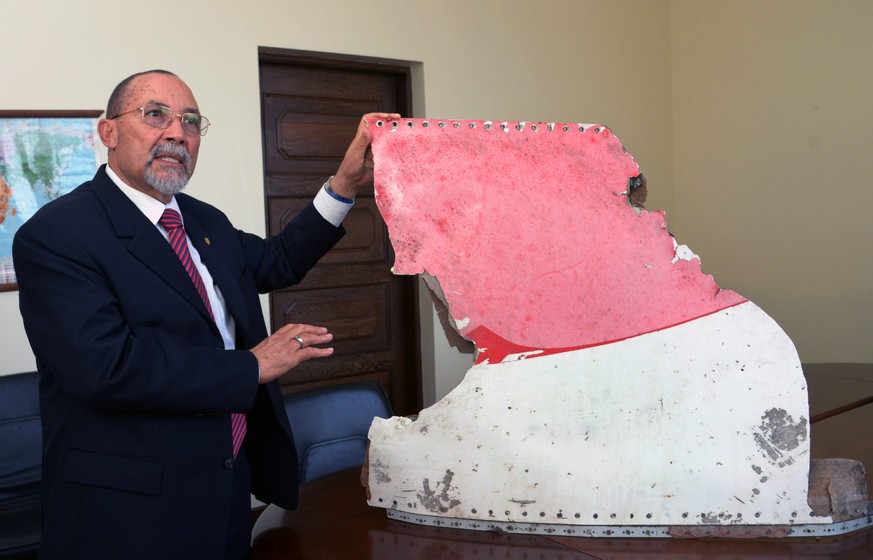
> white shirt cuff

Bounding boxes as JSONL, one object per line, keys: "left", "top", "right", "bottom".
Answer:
{"left": 313, "top": 185, "right": 354, "bottom": 227}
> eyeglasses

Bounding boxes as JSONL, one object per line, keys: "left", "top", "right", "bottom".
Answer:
{"left": 110, "top": 103, "right": 210, "bottom": 136}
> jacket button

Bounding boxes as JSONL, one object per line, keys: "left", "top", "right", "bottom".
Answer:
{"left": 224, "top": 458, "right": 234, "bottom": 469}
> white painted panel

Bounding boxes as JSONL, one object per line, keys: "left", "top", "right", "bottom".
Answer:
{"left": 368, "top": 301, "right": 826, "bottom": 527}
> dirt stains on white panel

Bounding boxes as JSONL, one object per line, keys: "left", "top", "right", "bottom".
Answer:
{"left": 368, "top": 303, "right": 823, "bottom": 527}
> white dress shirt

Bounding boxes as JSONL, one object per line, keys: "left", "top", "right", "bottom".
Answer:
{"left": 105, "top": 166, "right": 353, "bottom": 353}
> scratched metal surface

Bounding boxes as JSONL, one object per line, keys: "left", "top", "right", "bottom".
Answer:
{"left": 365, "top": 118, "right": 825, "bottom": 530}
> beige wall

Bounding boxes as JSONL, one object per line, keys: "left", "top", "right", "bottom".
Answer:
{"left": 1, "top": 0, "right": 868, "bottom": 401}
{"left": 671, "top": 0, "right": 873, "bottom": 364}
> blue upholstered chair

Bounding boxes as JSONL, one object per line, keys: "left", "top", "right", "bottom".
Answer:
{"left": 283, "top": 382, "right": 393, "bottom": 484}
{"left": 0, "top": 371, "right": 42, "bottom": 558}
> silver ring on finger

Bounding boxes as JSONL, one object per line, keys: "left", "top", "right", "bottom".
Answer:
{"left": 294, "top": 335, "right": 305, "bottom": 349}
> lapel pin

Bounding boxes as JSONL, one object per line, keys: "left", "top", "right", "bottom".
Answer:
{"left": 204, "top": 237, "right": 211, "bottom": 245}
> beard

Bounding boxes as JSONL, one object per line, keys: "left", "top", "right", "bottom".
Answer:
{"left": 144, "top": 143, "right": 194, "bottom": 196}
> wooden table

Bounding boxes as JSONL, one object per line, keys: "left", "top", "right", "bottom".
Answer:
{"left": 806, "top": 363, "right": 873, "bottom": 491}
{"left": 251, "top": 468, "right": 873, "bottom": 559}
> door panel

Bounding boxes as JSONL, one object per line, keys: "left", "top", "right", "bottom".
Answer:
{"left": 259, "top": 49, "right": 420, "bottom": 414}
{"left": 267, "top": 198, "right": 387, "bottom": 265}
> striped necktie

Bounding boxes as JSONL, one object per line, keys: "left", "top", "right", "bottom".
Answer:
{"left": 159, "top": 208, "right": 247, "bottom": 458}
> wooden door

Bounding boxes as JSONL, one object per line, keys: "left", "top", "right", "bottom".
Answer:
{"left": 259, "top": 48, "right": 421, "bottom": 415}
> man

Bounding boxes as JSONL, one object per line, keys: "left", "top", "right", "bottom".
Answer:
{"left": 13, "top": 69, "right": 399, "bottom": 559}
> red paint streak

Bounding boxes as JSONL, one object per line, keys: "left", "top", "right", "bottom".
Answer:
{"left": 469, "top": 299, "right": 748, "bottom": 364}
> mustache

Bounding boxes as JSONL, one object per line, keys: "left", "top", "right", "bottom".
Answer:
{"left": 147, "top": 143, "right": 192, "bottom": 168}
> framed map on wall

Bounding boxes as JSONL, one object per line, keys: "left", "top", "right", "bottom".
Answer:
{"left": 0, "top": 110, "right": 103, "bottom": 291}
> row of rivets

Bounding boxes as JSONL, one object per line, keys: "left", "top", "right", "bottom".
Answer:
{"left": 378, "top": 497, "right": 806, "bottom": 521}
{"left": 375, "top": 120, "right": 606, "bottom": 134}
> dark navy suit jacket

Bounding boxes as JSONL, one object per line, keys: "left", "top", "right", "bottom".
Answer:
{"left": 13, "top": 165, "right": 344, "bottom": 559}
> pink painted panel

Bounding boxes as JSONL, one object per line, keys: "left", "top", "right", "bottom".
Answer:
{"left": 368, "top": 119, "right": 746, "bottom": 364}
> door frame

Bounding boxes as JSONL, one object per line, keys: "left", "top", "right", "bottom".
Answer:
{"left": 257, "top": 46, "right": 424, "bottom": 412}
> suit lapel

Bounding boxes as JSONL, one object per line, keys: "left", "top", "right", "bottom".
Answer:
{"left": 91, "top": 167, "right": 215, "bottom": 325}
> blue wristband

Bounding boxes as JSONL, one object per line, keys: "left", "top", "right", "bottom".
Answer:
{"left": 324, "top": 176, "right": 355, "bottom": 204}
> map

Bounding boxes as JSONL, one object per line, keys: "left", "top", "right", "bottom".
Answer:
{"left": 0, "top": 117, "right": 100, "bottom": 286}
